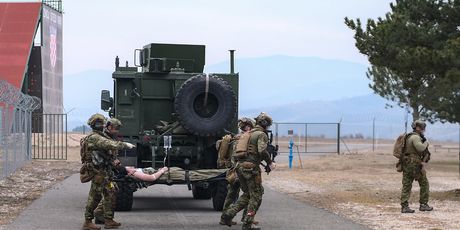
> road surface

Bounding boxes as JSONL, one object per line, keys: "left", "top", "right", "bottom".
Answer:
{"left": 7, "top": 174, "right": 370, "bottom": 230}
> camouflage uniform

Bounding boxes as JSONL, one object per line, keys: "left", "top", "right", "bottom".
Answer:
{"left": 400, "top": 132, "right": 430, "bottom": 208}
{"left": 222, "top": 135, "right": 241, "bottom": 211}
{"left": 223, "top": 123, "right": 273, "bottom": 230}
{"left": 83, "top": 130, "right": 127, "bottom": 221}
{"left": 220, "top": 118, "right": 255, "bottom": 225}
{"left": 94, "top": 128, "right": 121, "bottom": 224}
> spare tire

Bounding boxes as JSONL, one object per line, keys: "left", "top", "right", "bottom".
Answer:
{"left": 175, "top": 75, "right": 237, "bottom": 136}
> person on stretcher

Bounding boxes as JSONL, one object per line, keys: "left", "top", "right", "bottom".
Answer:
{"left": 118, "top": 166, "right": 226, "bottom": 182}
{"left": 124, "top": 166, "right": 169, "bottom": 182}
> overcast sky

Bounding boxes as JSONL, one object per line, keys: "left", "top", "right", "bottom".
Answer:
{"left": 3, "top": 0, "right": 395, "bottom": 74}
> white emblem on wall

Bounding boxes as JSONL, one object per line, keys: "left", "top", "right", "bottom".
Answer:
{"left": 49, "top": 25, "right": 57, "bottom": 69}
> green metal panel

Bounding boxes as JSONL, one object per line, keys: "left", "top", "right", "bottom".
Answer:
{"left": 140, "top": 77, "right": 174, "bottom": 131}
{"left": 142, "top": 43, "right": 205, "bottom": 73}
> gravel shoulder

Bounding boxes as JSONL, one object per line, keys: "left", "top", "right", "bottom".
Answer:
{"left": 264, "top": 147, "right": 460, "bottom": 230}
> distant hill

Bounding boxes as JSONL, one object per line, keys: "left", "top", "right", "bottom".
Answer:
{"left": 64, "top": 55, "right": 372, "bottom": 123}
{"left": 63, "top": 56, "right": 458, "bottom": 141}
{"left": 206, "top": 55, "right": 372, "bottom": 110}
{"left": 63, "top": 69, "right": 113, "bottom": 128}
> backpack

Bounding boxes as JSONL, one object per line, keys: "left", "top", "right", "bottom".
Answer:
{"left": 80, "top": 134, "right": 94, "bottom": 164}
{"left": 393, "top": 133, "right": 413, "bottom": 159}
{"left": 217, "top": 134, "right": 232, "bottom": 168}
{"left": 79, "top": 133, "right": 96, "bottom": 183}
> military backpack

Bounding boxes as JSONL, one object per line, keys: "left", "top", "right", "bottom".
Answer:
{"left": 79, "top": 133, "right": 96, "bottom": 183}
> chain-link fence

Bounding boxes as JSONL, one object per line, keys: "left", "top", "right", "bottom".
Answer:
{"left": 339, "top": 115, "right": 460, "bottom": 153}
{"left": 273, "top": 122, "right": 340, "bottom": 154}
{"left": 0, "top": 80, "right": 41, "bottom": 179}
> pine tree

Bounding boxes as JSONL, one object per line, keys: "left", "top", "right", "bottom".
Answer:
{"left": 345, "top": 0, "right": 460, "bottom": 122}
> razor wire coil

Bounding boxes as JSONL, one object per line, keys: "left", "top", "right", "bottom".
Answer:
{"left": 0, "top": 80, "right": 41, "bottom": 111}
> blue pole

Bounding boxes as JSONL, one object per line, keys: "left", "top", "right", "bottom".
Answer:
{"left": 289, "top": 138, "right": 294, "bottom": 169}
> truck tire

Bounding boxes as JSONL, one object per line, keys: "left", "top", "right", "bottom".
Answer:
{"left": 192, "top": 183, "right": 212, "bottom": 199}
{"left": 115, "top": 181, "right": 134, "bottom": 211}
{"left": 212, "top": 180, "right": 228, "bottom": 211}
{"left": 175, "top": 75, "right": 237, "bottom": 136}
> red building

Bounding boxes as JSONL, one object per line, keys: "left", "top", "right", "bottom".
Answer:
{"left": 0, "top": 0, "right": 63, "bottom": 114}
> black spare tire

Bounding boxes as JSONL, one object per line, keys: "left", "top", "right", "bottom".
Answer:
{"left": 175, "top": 75, "right": 237, "bottom": 136}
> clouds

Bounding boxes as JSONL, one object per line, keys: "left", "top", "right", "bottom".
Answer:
{"left": 61, "top": 0, "right": 393, "bottom": 74}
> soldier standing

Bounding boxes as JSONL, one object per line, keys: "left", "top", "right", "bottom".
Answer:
{"left": 221, "top": 112, "right": 276, "bottom": 230}
{"left": 94, "top": 118, "right": 123, "bottom": 225}
{"left": 219, "top": 118, "right": 255, "bottom": 226}
{"left": 81, "top": 114, "right": 134, "bottom": 230}
{"left": 400, "top": 120, "right": 433, "bottom": 213}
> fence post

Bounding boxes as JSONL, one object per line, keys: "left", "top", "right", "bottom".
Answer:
{"left": 373, "top": 117, "right": 375, "bottom": 152}
{"left": 337, "top": 123, "right": 341, "bottom": 155}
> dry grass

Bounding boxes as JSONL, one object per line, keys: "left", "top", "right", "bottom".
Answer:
{"left": 0, "top": 145, "right": 80, "bottom": 227}
{"left": 264, "top": 146, "right": 460, "bottom": 230}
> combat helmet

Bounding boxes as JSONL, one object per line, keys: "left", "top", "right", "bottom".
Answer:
{"left": 106, "top": 118, "right": 122, "bottom": 129}
{"left": 255, "top": 112, "right": 273, "bottom": 128}
{"left": 238, "top": 117, "right": 255, "bottom": 130}
{"left": 411, "top": 120, "right": 426, "bottom": 130}
{"left": 87, "top": 113, "right": 105, "bottom": 130}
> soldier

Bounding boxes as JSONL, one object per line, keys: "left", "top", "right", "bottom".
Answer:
{"left": 94, "top": 118, "right": 123, "bottom": 225}
{"left": 82, "top": 114, "right": 134, "bottom": 230}
{"left": 221, "top": 112, "right": 276, "bottom": 230}
{"left": 219, "top": 117, "right": 255, "bottom": 226}
{"left": 400, "top": 120, "right": 433, "bottom": 213}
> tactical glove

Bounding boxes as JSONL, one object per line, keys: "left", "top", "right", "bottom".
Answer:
{"left": 269, "top": 162, "right": 276, "bottom": 171}
{"left": 124, "top": 142, "right": 135, "bottom": 149}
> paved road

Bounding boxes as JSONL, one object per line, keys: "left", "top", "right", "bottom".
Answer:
{"left": 8, "top": 174, "right": 370, "bottom": 230}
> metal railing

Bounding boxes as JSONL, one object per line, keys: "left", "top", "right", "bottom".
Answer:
{"left": 32, "top": 113, "right": 67, "bottom": 160}
{"left": 0, "top": 80, "right": 41, "bottom": 179}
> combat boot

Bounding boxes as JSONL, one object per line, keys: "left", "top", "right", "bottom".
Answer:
{"left": 94, "top": 213, "right": 105, "bottom": 224}
{"left": 83, "top": 219, "right": 101, "bottom": 230}
{"left": 220, "top": 213, "right": 234, "bottom": 227}
{"left": 104, "top": 218, "right": 121, "bottom": 229}
{"left": 401, "top": 206, "right": 415, "bottom": 213}
{"left": 242, "top": 220, "right": 259, "bottom": 225}
{"left": 242, "top": 224, "right": 261, "bottom": 230}
{"left": 419, "top": 203, "right": 433, "bottom": 211}
{"left": 219, "top": 218, "right": 237, "bottom": 226}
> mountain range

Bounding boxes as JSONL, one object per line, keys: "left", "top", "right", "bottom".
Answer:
{"left": 63, "top": 56, "right": 458, "bottom": 141}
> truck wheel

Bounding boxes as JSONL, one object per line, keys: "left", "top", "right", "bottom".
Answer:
{"left": 192, "top": 183, "right": 212, "bottom": 199}
{"left": 212, "top": 180, "right": 228, "bottom": 211}
{"left": 175, "top": 75, "right": 237, "bottom": 136}
{"left": 115, "top": 181, "right": 134, "bottom": 211}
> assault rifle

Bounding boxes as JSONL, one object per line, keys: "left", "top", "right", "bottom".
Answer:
{"left": 420, "top": 134, "right": 431, "bottom": 177}
{"left": 263, "top": 130, "right": 279, "bottom": 174}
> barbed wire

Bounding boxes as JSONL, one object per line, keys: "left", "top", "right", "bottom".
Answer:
{"left": 0, "top": 80, "right": 41, "bottom": 111}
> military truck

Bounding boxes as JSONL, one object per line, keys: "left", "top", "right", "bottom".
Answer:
{"left": 100, "top": 43, "right": 238, "bottom": 211}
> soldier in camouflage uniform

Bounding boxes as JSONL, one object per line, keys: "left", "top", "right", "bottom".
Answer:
{"left": 400, "top": 120, "right": 433, "bottom": 213}
{"left": 82, "top": 114, "right": 135, "bottom": 230}
{"left": 221, "top": 112, "right": 276, "bottom": 230}
{"left": 94, "top": 118, "right": 123, "bottom": 225}
{"left": 219, "top": 118, "right": 255, "bottom": 226}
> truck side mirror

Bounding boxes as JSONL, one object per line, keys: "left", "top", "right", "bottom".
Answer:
{"left": 134, "top": 49, "right": 145, "bottom": 67}
{"left": 101, "top": 90, "right": 113, "bottom": 111}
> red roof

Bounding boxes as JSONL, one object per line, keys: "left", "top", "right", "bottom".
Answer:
{"left": 0, "top": 2, "right": 41, "bottom": 89}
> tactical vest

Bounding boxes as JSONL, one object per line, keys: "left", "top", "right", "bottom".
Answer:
{"left": 234, "top": 132, "right": 251, "bottom": 159}
{"left": 235, "top": 128, "right": 265, "bottom": 165}
{"left": 80, "top": 131, "right": 114, "bottom": 166}
{"left": 403, "top": 133, "right": 427, "bottom": 164}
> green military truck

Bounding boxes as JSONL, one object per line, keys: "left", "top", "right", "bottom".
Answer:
{"left": 100, "top": 43, "right": 238, "bottom": 211}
